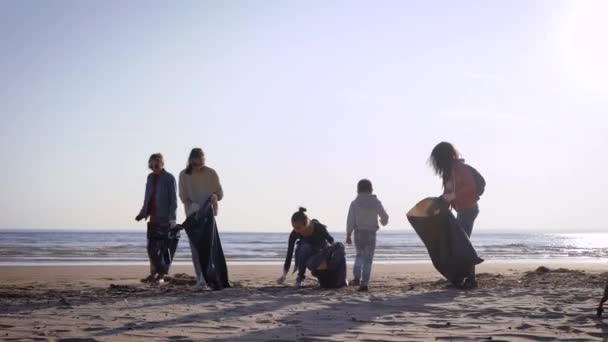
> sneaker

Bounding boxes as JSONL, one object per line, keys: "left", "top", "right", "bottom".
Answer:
{"left": 358, "top": 286, "right": 369, "bottom": 292}
{"left": 462, "top": 278, "right": 478, "bottom": 290}
{"left": 294, "top": 278, "right": 304, "bottom": 288}
{"left": 150, "top": 279, "right": 162, "bottom": 286}
{"left": 350, "top": 279, "right": 360, "bottom": 286}
{"left": 450, "top": 278, "right": 467, "bottom": 289}
{"left": 192, "top": 282, "right": 209, "bottom": 291}
{"left": 192, "top": 273, "right": 210, "bottom": 290}
{"left": 141, "top": 275, "right": 156, "bottom": 284}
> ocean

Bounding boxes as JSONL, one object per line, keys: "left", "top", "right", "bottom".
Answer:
{"left": 1, "top": 231, "right": 608, "bottom": 266}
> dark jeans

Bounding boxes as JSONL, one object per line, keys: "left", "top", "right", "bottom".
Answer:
{"left": 294, "top": 242, "right": 318, "bottom": 282}
{"left": 456, "top": 204, "right": 479, "bottom": 280}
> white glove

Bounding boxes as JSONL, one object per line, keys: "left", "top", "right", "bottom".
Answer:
{"left": 276, "top": 272, "right": 287, "bottom": 285}
{"left": 169, "top": 220, "right": 177, "bottom": 229}
{"left": 190, "top": 202, "right": 201, "bottom": 214}
{"left": 442, "top": 193, "right": 456, "bottom": 202}
{"left": 211, "top": 193, "right": 219, "bottom": 202}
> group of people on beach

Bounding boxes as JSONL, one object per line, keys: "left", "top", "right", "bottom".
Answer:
{"left": 136, "top": 148, "right": 223, "bottom": 289}
{"left": 136, "top": 142, "right": 484, "bottom": 291}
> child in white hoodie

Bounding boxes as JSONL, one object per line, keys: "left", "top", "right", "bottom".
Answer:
{"left": 346, "top": 179, "right": 389, "bottom": 292}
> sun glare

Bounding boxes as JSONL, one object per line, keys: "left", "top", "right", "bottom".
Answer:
{"left": 558, "top": 0, "right": 608, "bottom": 94}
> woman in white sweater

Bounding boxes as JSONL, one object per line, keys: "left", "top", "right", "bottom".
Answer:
{"left": 179, "top": 148, "right": 224, "bottom": 290}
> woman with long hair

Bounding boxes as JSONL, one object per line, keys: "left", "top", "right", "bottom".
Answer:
{"left": 429, "top": 142, "right": 482, "bottom": 289}
{"left": 178, "top": 148, "right": 224, "bottom": 290}
{"left": 179, "top": 148, "right": 223, "bottom": 217}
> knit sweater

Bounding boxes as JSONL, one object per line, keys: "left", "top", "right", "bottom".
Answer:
{"left": 346, "top": 193, "right": 389, "bottom": 236}
{"left": 178, "top": 166, "right": 224, "bottom": 216}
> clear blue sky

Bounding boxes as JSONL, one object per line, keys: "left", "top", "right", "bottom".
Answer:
{"left": 1, "top": 1, "right": 606, "bottom": 232}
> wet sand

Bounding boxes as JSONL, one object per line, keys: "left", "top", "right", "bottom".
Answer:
{"left": 2, "top": 262, "right": 608, "bottom": 341}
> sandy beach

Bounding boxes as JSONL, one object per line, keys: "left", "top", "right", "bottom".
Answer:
{"left": 1, "top": 262, "right": 608, "bottom": 341}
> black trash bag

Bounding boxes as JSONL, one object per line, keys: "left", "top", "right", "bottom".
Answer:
{"left": 306, "top": 242, "right": 348, "bottom": 289}
{"left": 406, "top": 197, "right": 483, "bottom": 285}
{"left": 146, "top": 222, "right": 180, "bottom": 275}
{"left": 180, "top": 199, "right": 230, "bottom": 290}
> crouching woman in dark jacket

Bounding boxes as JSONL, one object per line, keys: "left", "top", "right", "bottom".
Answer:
{"left": 135, "top": 153, "right": 179, "bottom": 284}
{"left": 277, "top": 207, "right": 347, "bottom": 289}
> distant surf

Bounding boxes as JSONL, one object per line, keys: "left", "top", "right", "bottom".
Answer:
{"left": 1, "top": 231, "right": 607, "bottom": 266}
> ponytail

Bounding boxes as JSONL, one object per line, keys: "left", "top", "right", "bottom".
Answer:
{"left": 291, "top": 207, "right": 308, "bottom": 225}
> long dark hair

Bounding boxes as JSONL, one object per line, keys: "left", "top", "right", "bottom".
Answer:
{"left": 185, "top": 148, "right": 204, "bottom": 175}
{"left": 429, "top": 142, "right": 460, "bottom": 184}
{"left": 291, "top": 207, "right": 308, "bottom": 225}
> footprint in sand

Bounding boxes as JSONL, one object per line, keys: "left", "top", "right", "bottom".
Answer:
{"left": 516, "top": 323, "right": 533, "bottom": 330}
{"left": 494, "top": 334, "right": 554, "bottom": 341}
{"left": 167, "top": 335, "right": 194, "bottom": 342}
{"left": 82, "top": 327, "right": 105, "bottom": 332}
{"left": 217, "top": 325, "right": 239, "bottom": 330}
{"left": 426, "top": 322, "right": 454, "bottom": 329}
{"left": 529, "top": 312, "right": 565, "bottom": 319}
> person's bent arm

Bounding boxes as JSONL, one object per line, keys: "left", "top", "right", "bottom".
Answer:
{"left": 346, "top": 202, "right": 355, "bottom": 240}
{"left": 214, "top": 170, "right": 224, "bottom": 201}
{"left": 277, "top": 232, "right": 297, "bottom": 284}
{"left": 324, "top": 228, "right": 335, "bottom": 244}
{"left": 168, "top": 175, "right": 178, "bottom": 226}
{"left": 378, "top": 200, "right": 389, "bottom": 226}
{"left": 178, "top": 172, "right": 191, "bottom": 207}
{"left": 442, "top": 175, "right": 457, "bottom": 203}
{"left": 136, "top": 175, "right": 150, "bottom": 221}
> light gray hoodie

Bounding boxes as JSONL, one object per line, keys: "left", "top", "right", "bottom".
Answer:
{"left": 346, "top": 194, "right": 389, "bottom": 236}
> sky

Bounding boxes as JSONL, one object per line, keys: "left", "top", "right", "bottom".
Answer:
{"left": 0, "top": 0, "right": 607, "bottom": 233}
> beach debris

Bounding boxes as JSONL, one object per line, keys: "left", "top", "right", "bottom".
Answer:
{"left": 108, "top": 284, "right": 144, "bottom": 294}
{"left": 516, "top": 323, "right": 533, "bottom": 330}
{"left": 58, "top": 296, "right": 71, "bottom": 307}
{"left": 597, "top": 278, "right": 608, "bottom": 317}
{"left": 231, "top": 281, "right": 244, "bottom": 288}
{"left": 164, "top": 273, "right": 196, "bottom": 286}
{"left": 533, "top": 266, "right": 550, "bottom": 273}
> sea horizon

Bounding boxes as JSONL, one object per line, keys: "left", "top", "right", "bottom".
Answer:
{"left": 0, "top": 228, "right": 605, "bottom": 234}
{"left": 2, "top": 230, "right": 608, "bottom": 267}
